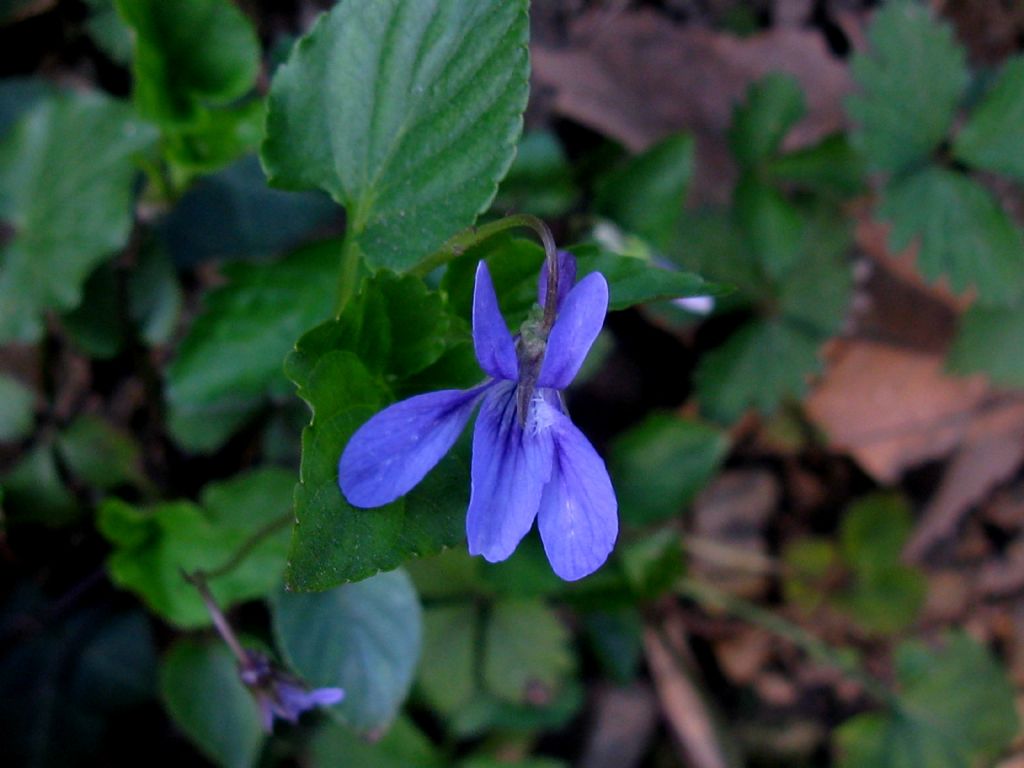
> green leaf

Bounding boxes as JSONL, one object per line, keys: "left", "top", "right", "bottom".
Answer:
{"left": 765, "top": 133, "right": 865, "bottom": 197}
{"left": 417, "top": 604, "right": 478, "bottom": 715}
{"left": 734, "top": 174, "right": 804, "bottom": 278}
{"left": 83, "top": 0, "right": 133, "bottom": 65}
{"left": 98, "top": 468, "right": 294, "bottom": 627}
{"left": 837, "top": 633, "right": 1018, "bottom": 767}
{"left": 880, "top": 166, "right": 1024, "bottom": 305}
{"left": 782, "top": 537, "right": 838, "bottom": 612}
{"left": 729, "top": 74, "right": 805, "bottom": 167}
{"left": 0, "top": 374, "right": 33, "bottom": 442}
{"left": 848, "top": 2, "right": 967, "bottom": 174}
{"left": 116, "top": 0, "right": 259, "bottom": 125}
{"left": 947, "top": 302, "right": 1024, "bottom": 386}
{"left": 56, "top": 414, "right": 145, "bottom": 491}
{"left": 128, "top": 240, "right": 182, "bottom": 345}
{"left": 450, "top": 682, "right": 584, "bottom": 738}
{"left": 261, "top": 0, "right": 529, "bottom": 271}
{"left": 271, "top": 569, "right": 421, "bottom": 732}
{"left": 609, "top": 413, "right": 728, "bottom": 526}
{"left": 284, "top": 350, "right": 468, "bottom": 589}
{"left": 159, "top": 639, "right": 264, "bottom": 768}
{"left": 696, "top": 319, "right": 821, "bottom": 423}
{"left": 0, "top": 92, "right": 157, "bottom": 343}
{"left": 61, "top": 263, "right": 125, "bottom": 360}
{"left": 462, "top": 759, "right": 569, "bottom": 768}
{"left": 954, "top": 56, "right": 1024, "bottom": 182}
{"left": 0, "top": 77, "right": 54, "bottom": 138}
{"left": 483, "top": 600, "right": 574, "bottom": 705}
{"left": 166, "top": 239, "right": 339, "bottom": 452}
{"left": 841, "top": 567, "right": 925, "bottom": 635}
{"left": 840, "top": 494, "right": 912, "bottom": 576}
{"left": 494, "top": 131, "right": 577, "bottom": 218}
{"left": 582, "top": 608, "right": 644, "bottom": 683}
{"left": 163, "top": 98, "right": 266, "bottom": 181}
{"left": 594, "top": 133, "right": 694, "bottom": 252}
{"left": 310, "top": 717, "right": 443, "bottom": 768}
{"left": 1, "top": 442, "right": 79, "bottom": 526}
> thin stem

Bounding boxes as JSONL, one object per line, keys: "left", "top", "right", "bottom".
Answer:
{"left": 334, "top": 235, "right": 363, "bottom": 317}
{"left": 200, "top": 512, "right": 293, "bottom": 582}
{"left": 183, "top": 570, "right": 248, "bottom": 664}
{"left": 676, "top": 577, "right": 900, "bottom": 708}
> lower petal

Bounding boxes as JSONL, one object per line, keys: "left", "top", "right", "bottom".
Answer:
{"left": 339, "top": 385, "right": 487, "bottom": 508}
{"left": 466, "top": 381, "right": 553, "bottom": 563}
{"left": 537, "top": 411, "right": 618, "bottom": 581}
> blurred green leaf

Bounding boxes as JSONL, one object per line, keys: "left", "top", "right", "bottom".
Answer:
{"left": 0, "top": 373, "right": 33, "bottom": 442}
{"left": 848, "top": 2, "right": 967, "bottom": 174}
{"left": 837, "top": 633, "right": 1018, "bottom": 767}
{"left": 271, "top": 569, "right": 421, "bottom": 732}
{"left": 160, "top": 154, "right": 338, "bottom": 267}
{"left": 953, "top": 56, "right": 1024, "bottom": 182}
{"left": 417, "top": 604, "right": 478, "bottom": 715}
{"left": 840, "top": 494, "right": 911, "bottom": 576}
{"left": 61, "top": 263, "right": 125, "bottom": 360}
{"left": 880, "top": 166, "right": 1024, "bottom": 305}
{"left": 0, "top": 92, "right": 156, "bottom": 343}
{"left": 98, "top": 468, "right": 294, "bottom": 627}
{"left": 163, "top": 98, "right": 266, "bottom": 182}
{"left": 729, "top": 74, "right": 804, "bottom": 168}
{"left": 128, "top": 240, "right": 182, "bottom": 345}
{"left": 734, "top": 174, "right": 804, "bottom": 279}
{"left": 159, "top": 639, "right": 264, "bottom": 768}
{"left": 450, "top": 681, "right": 584, "bottom": 738}
{"left": 310, "top": 717, "right": 443, "bottom": 768}
{"left": 594, "top": 133, "right": 694, "bottom": 252}
{"left": 483, "top": 600, "right": 574, "bottom": 705}
{"left": 765, "top": 134, "right": 864, "bottom": 197}
{"left": 83, "top": 0, "right": 133, "bottom": 65}
{"left": 56, "top": 414, "right": 145, "bottom": 491}
{"left": 2, "top": 442, "right": 78, "bottom": 526}
{"left": 781, "top": 537, "right": 838, "bottom": 612}
{"left": 462, "top": 758, "right": 569, "bottom": 768}
{"left": 166, "top": 239, "right": 339, "bottom": 452}
{"left": 494, "top": 131, "right": 577, "bottom": 217}
{"left": 116, "top": 0, "right": 259, "bottom": 126}
{"left": 841, "top": 568, "right": 925, "bottom": 635}
{"left": 947, "top": 302, "right": 1024, "bottom": 387}
{"left": 609, "top": 413, "right": 728, "bottom": 526}
{"left": 0, "top": 78, "right": 53, "bottom": 138}
{"left": 262, "top": 0, "right": 529, "bottom": 271}
{"left": 583, "top": 608, "right": 644, "bottom": 683}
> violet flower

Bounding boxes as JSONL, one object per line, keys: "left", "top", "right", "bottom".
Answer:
{"left": 240, "top": 650, "right": 345, "bottom": 732}
{"left": 338, "top": 252, "right": 618, "bottom": 581}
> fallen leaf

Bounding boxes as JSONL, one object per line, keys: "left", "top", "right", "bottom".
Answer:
{"left": 806, "top": 340, "right": 989, "bottom": 483}
{"left": 533, "top": 8, "right": 851, "bottom": 203}
{"left": 579, "top": 683, "right": 659, "bottom": 768}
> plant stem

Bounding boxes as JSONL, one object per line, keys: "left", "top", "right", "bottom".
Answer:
{"left": 334, "top": 234, "right": 363, "bottom": 317}
{"left": 182, "top": 570, "right": 249, "bottom": 664}
{"left": 199, "top": 511, "right": 293, "bottom": 583}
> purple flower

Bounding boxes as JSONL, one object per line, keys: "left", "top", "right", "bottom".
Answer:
{"left": 338, "top": 252, "right": 618, "bottom": 581}
{"left": 239, "top": 650, "right": 344, "bottom": 731}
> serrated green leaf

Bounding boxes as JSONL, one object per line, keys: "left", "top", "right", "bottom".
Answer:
{"left": 594, "top": 133, "right": 694, "bottom": 253}
{"left": 947, "top": 302, "right": 1024, "bottom": 387}
{"left": 98, "top": 468, "right": 294, "bottom": 627}
{"left": 483, "top": 600, "right": 574, "bottom": 705}
{"left": 954, "top": 56, "right": 1024, "bottom": 182}
{"left": 494, "top": 131, "right": 577, "bottom": 218}
{"left": 735, "top": 174, "right": 804, "bottom": 278}
{"left": 729, "top": 74, "right": 805, "bottom": 167}
{"left": 881, "top": 166, "right": 1024, "bottom": 305}
{"left": 848, "top": 2, "right": 967, "bottom": 174}
{"left": 310, "top": 717, "right": 443, "bottom": 768}
{"left": 416, "top": 604, "right": 478, "bottom": 715}
{"left": 271, "top": 569, "right": 421, "bottom": 732}
{"left": 166, "top": 239, "right": 339, "bottom": 452}
{"left": 116, "top": 0, "right": 259, "bottom": 126}
{"left": 0, "top": 374, "right": 33, "bottom": 442}
{"left": 261, "top": 0, "right": 529, "bottom": 271}
{"left": 286, "top": 350, "right": 467, "bottom": 589}
{"left": 609, "top": 413, "right": 728, "bottom": 526}
{"left": 697, "top": 319, "right": 822, "bottom": 423}
{"left": 56, "top": 414, "right": 145, "bottom": 491}
{"left": 837, "top": 633, "right": 1018, "bottom": 767}
{"left": 0, "top": 92, "right": 156, "bottom": 343}
{"left": 159, "top": 639, "right": 264, "bottom": 768}
{"left": 765, "top": 133, "right": 864, "bottom": 197}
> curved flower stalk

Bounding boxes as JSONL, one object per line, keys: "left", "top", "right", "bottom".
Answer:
{"left": 339, "top": 251, "right": 618, "bottom": 581}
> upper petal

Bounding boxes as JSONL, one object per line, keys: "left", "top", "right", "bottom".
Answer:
{"left": 473, "top": 261, "right": 518, "bottom": 381}
{"left": 537, "top": 407, "right": 618, "bottom": 581}
{"left": 537, "top": 272, "right": 609, "bottom": 389}
{"left": 339, "top": 386, "right": 486, "bottom": 508}
{"left": 537, "top": 250, "right": 577, "bottom": 312}
{"left": 466, "top": 381, "right": 553, "bottom": 563}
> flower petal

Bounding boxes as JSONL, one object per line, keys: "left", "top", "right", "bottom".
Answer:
{"left": 537, "top": 408, "right": 618, "bottom": 581}
{"left": 339, "top": 386, "right": 487, "bottom": 508}
{"left": 538, "top": 250, "right": 577, "bottom": 312}
{"left": 537, "top": 272, "right": 609, "bottom": 389}
{"left": 466, "top": 381, "right": 553, "bottom": 562}
{"left": 473, "top": 261, "right": 518, "bottom": 380}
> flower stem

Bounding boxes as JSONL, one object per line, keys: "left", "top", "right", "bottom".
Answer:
{"left": 334, "top": 234, "right": 363, "bottom": 317}
{"left": 182, "top": 570, "right": 249, "bottom": 665}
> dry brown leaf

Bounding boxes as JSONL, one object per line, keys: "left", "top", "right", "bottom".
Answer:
{"left": 532, "top": 8, "right": 851, "bottom": 203}
{"left": 905, "top": 398, "right": 1024, "bottom": 562}
{"left": 714, "top": 626, "right": 774, "bottom": 685}
{"left": 579, "top": 683, "right": 659, "bottom": 768}
{"left": 805, "top": 340, "right": 989, "bottom": 483}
